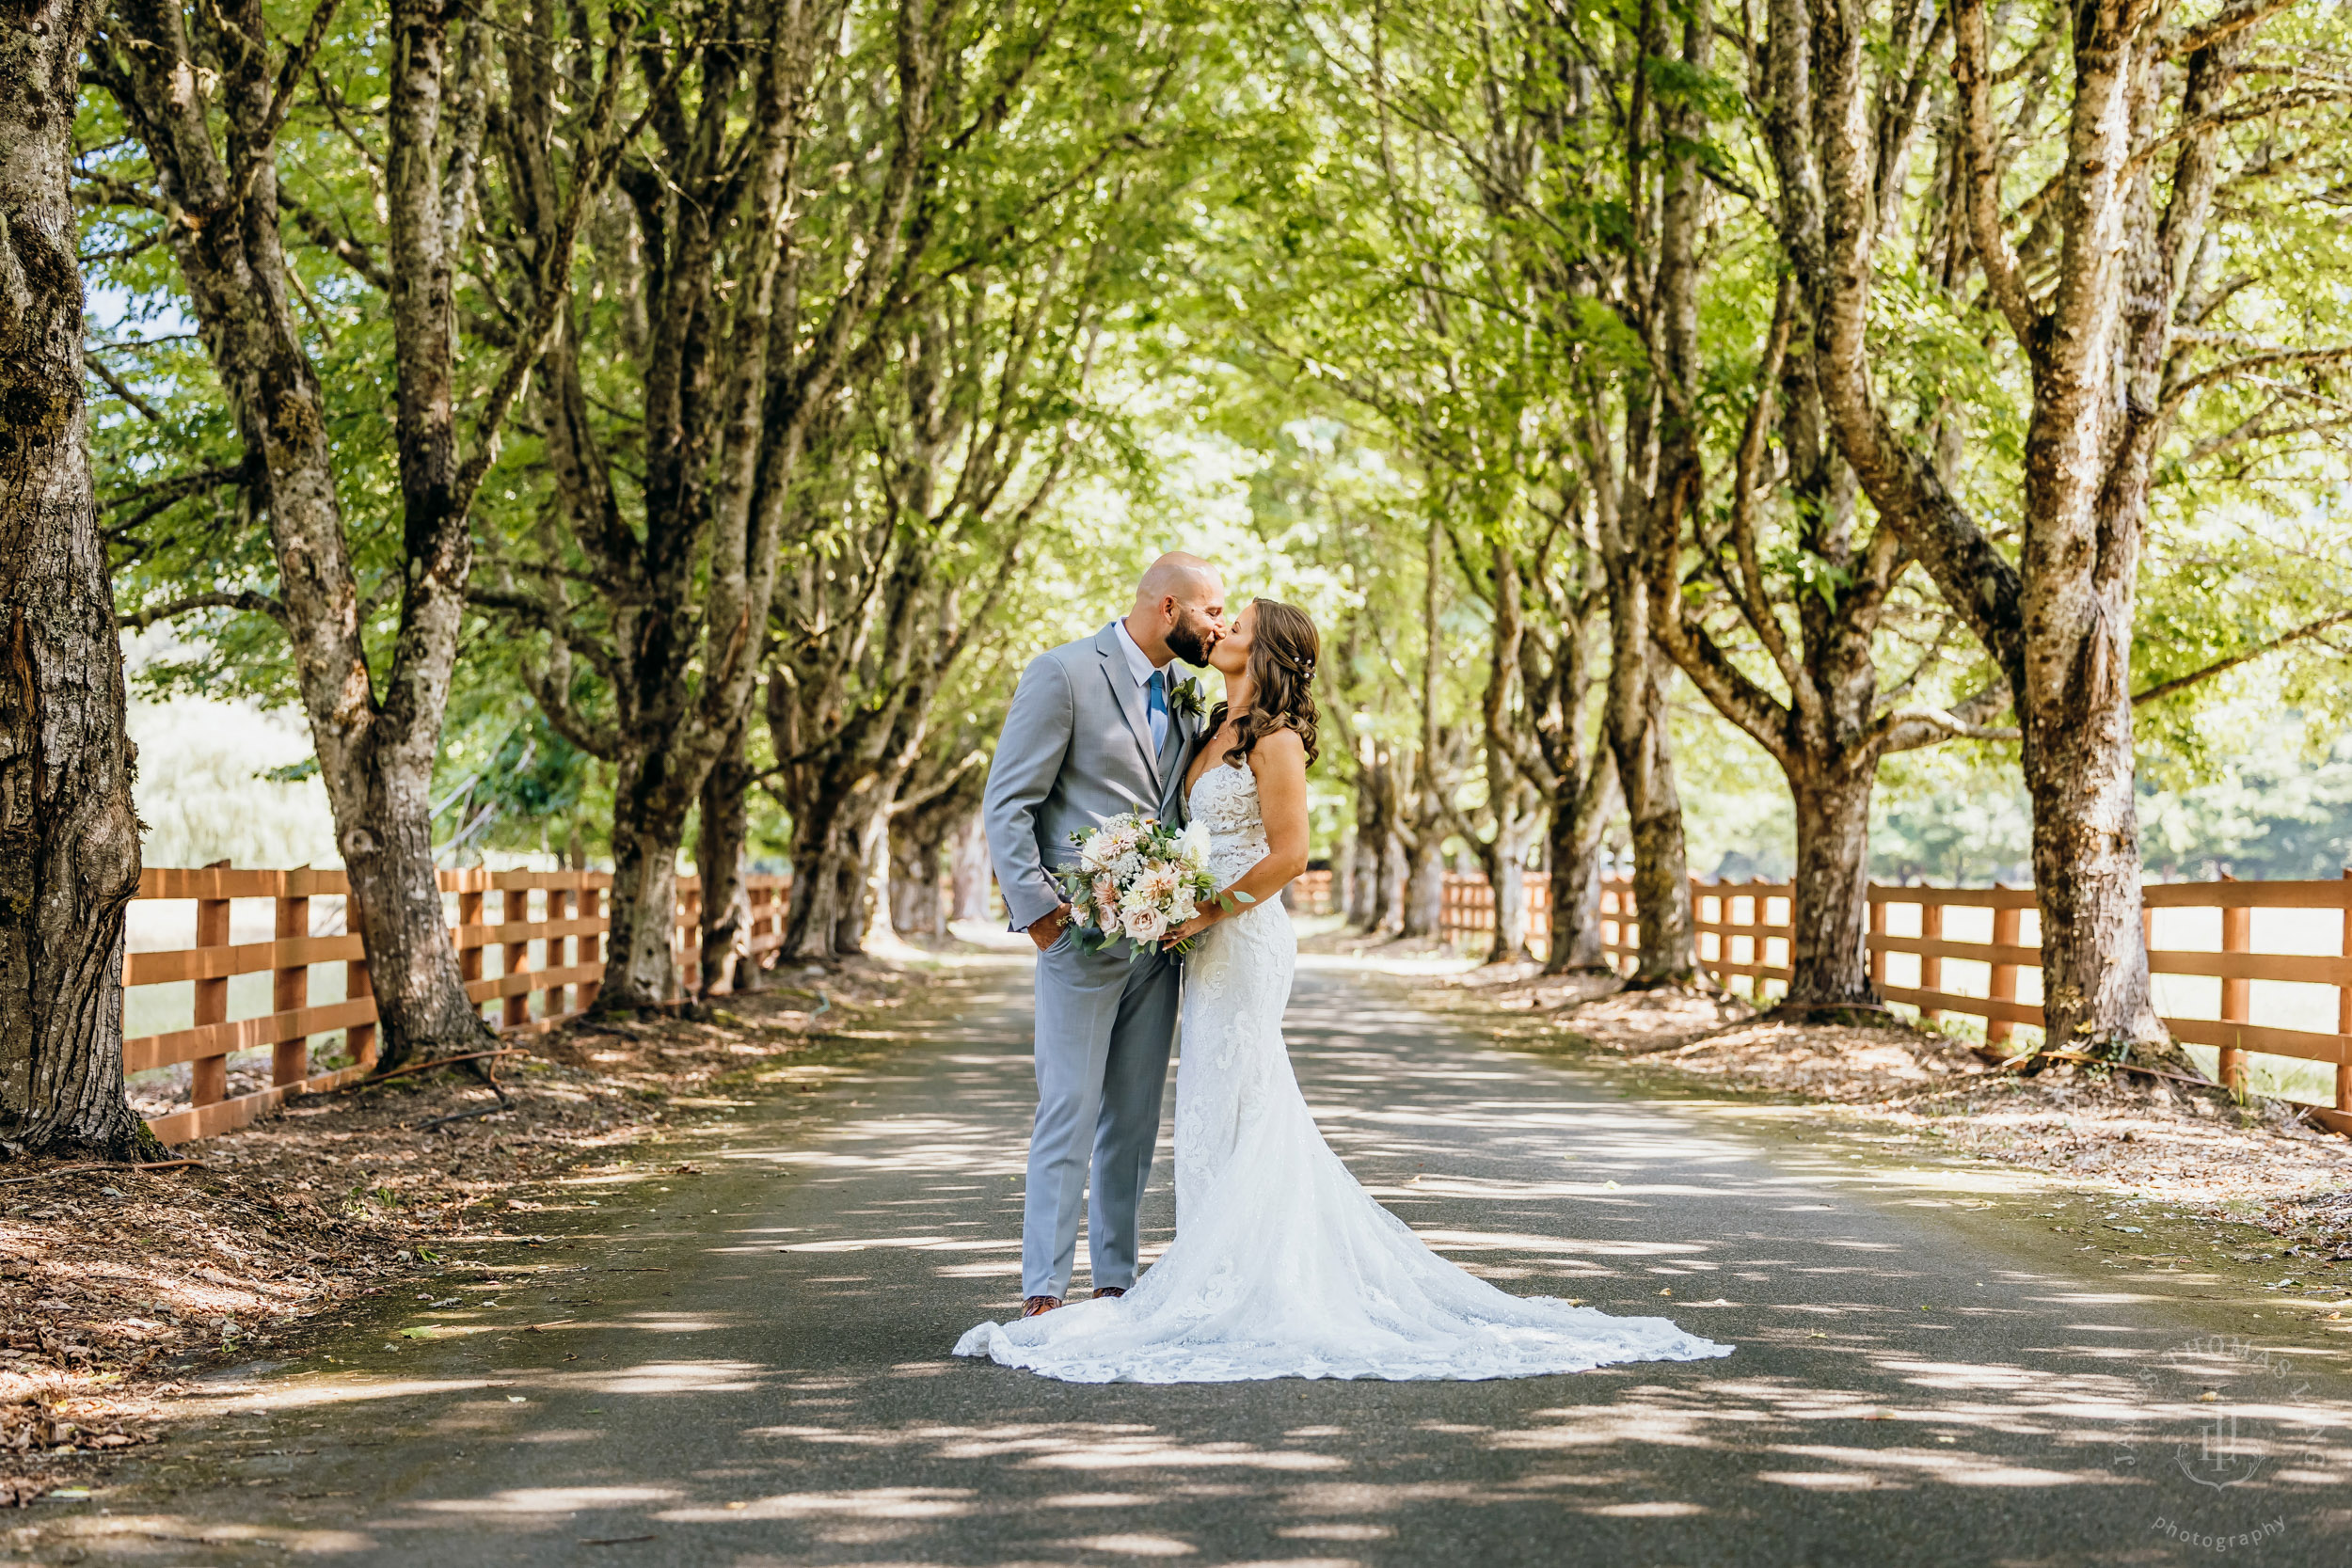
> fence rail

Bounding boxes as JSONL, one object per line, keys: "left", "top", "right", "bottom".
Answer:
{"left": 127, "top": 863, "right": 788, "bottom": 1146}
{"left": 1434, "top": 868, "right": 2352, "bottom": 1130}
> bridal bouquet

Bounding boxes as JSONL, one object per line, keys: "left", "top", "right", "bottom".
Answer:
{"left": 1055, "top": 812, "right": 1251, "bottom": 958}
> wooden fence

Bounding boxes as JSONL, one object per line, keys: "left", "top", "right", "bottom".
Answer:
{"left": 127, "top": 864, "right": 788, "bottom": 1145}
{"left": 1435, "top": 868, "right": 2352, "bottom": 1129}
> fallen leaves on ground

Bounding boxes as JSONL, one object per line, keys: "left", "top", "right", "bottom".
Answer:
{"left": 1431, "top": 960, "right": 2352, "bottom": 1259}
{"left": 0, "top": 958, "right": 911, "bottom": 1506}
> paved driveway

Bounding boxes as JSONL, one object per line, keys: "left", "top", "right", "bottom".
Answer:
{"left": 50, "top": 954, "right": 2352, "bottom": 1566}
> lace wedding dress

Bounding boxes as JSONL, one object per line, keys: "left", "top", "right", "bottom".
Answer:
{"left": 955, "top": 760, "right": 1733, "bottom": 1383}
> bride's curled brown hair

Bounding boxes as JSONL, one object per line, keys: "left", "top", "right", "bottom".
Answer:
{"left": 1215, "top": 599, "right": 1321, "bottom": 768}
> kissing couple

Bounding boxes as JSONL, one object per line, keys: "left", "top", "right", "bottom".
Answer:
{"left": 955, "top": 553, "right": 1732, "bottom": 1383}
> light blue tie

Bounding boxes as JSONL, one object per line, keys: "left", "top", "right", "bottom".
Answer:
{"left": 1145, "top": 670, "right": 1169, "bottom": 754}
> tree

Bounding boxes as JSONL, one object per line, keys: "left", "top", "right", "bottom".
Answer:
{"left": 1644, "top": 277, "right": 2011, "bottom": 1012}
{"left": 758, "top": 376, "right": 1059, "bottom": 959}
{"left": 738, "top": 0, "right": 1200, "bottom": 961}
{"left": 479, "top": 0, "right": 941, "bottom": 1006}
{"left": 1452, "top": 481, "right": 1618, "bottom": 973}
{"left": 87, "top": 0, "right": 624, "bottom": 1067}
{"left": 0, "top": 0, "right": 149, "bottom": 1157}
{"left": 1762, "top": 0, "right": 2352, "bottom": 1057}
{"left": 1272, "top": 0, "right": 1716, "bottom": 983}
{"left": 884, "top": 723, "right": 993, "bottom": 942}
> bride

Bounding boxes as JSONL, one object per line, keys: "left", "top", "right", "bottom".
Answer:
{"left": 956, "top": 599, "right": 1732, "bottom": 1382}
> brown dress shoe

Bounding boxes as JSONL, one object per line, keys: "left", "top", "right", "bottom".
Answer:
{"left": 1021, "top": 1295, "right": 1061, "bottom": 1318}
{"left": 1092, "top": 1287, "right": 1127, "bottom": 1301}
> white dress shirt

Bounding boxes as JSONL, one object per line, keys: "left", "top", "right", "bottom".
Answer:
{"left": 1113, "top": 619, "right": 1175, "bottom": 754}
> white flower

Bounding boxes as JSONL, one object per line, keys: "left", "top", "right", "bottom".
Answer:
{"left": 1111, "top": 850, "right": 1142, "bottom": 881}
{"left": 1133, "top": 863, "right": 1181, "bottom": 905}
{"left": 1123, "top": 906, "right": 1168, "bottom": 942}
{"left": 1168, "top": 889, "right": 1197, "bottom": 923}
{"left": 1175, "top": 820, "right": 1211, "bottom": 872}
{"left": 1080, "top": 832, "right": 1120, "bottom": 873}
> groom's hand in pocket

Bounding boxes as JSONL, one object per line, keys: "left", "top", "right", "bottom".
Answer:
{"left": 1027, "top": 904, "right": 1073, "bottom": 953}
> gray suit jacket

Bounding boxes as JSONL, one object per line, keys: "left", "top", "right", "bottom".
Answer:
{"left": 985, "top": 624, "right": 1205, "bottom": 930}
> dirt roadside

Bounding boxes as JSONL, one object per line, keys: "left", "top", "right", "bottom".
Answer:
{"left": 1409, "top": 957, "right": 2352, "bottom": 1325}
{"left": 0, "top": 958, "right": 925, "bottom": 1509}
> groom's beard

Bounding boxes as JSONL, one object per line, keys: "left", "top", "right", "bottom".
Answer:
{"left": 1167, "top": 624, "right": 1216, "bottom": 667}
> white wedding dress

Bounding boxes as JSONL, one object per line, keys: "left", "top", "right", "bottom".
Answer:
{"left": 955, "top": 761, "right": 1733, "bottom": 1382}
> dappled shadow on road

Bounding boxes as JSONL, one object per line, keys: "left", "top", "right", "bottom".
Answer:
{"left": 48, "top": 961, "right": 2352, "bottom": 1566}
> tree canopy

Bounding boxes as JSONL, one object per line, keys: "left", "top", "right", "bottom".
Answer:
{"left": 71, "top": 0, "right": 2352, "bottom": 1054}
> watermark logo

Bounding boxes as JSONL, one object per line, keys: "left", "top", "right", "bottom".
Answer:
{"left": 2116, "top": 1336, "right": 2311, "bottom": 1492}
{"left": 2150, "top": 1516, "right": 2287, "bottom": 1555}
{"left": 2112, "top": 1335, "right": 2327, "bottom": 1552}
{"left": 2181, "top": 1398, "right": 2266, "bottom": 1492}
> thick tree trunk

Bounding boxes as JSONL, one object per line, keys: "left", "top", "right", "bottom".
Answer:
{"left": 1346, "top": 753, "right": 1390, "bottom": 929}
{"left": 855, "top": 804, "right": 894, "bottom": 952}
{"left": 1764, "top": 0, "right": 2226, "bottom": 1068}
{"left": 696, "top": 718, "right": 754, "bottom": 995}
{"left": 1379, "top": 830, "right": 1409, "bottom": 933}
{"left": 1474, "top": 814, "right": 1541, "bottom": 964}
{"left": 891, "top": 827, "right": 947, "bottom": 940}
{"left": 1544, "top": 779, "right": 1613, "bottom": 975}
{"left": 892, "top": 792, "right": 967, "bottom": 942}
{"left": 602, "top": 752, "right": 687, "bottom": 1009}
{"left": 1783, "top": 760, "right": 1880, "bottom": 1010}
{"left": 1607, "top": 652, "right": 1699, "bottom": 987}
{"left": 1401, "top": 834, "right": 1447, "bottom": 939}
{"left": 96, "top": 0, "right": 497, "bottom": 1071}
{"left": 1359, "top": 838, "right": 1382, "bottom": 929}
{"left": 781, "top": 788, "right": 870, "bottom": 962}
{"left": 949, "top": 810, "right": 992, "bottom": 923}
{"left": 0, "top": 0, "right": 150, "bottom": 1157}
{"left": 337, "top": 762, "right": 494, "bottom": 1052}
{"left": 2019, "top": 641, "right": 2166, "bottom": 1054}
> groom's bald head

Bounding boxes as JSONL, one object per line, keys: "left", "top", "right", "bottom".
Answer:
{"left": 1127, "top": 552, "right": 1226, "bottom": 668}
{"left": 1135, "top": 551, "right": 1219, "bottom": 607}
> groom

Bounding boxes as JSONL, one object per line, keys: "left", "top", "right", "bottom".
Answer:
{"left": 983, "top": 553, "right": 1226, "bottom": 1318}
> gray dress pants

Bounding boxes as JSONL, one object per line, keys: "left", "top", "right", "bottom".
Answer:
{"left": 1024, "top": 933, "right": 1181, "bottom": 1298}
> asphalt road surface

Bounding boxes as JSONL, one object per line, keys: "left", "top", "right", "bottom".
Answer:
{"left": 49, "top": 952, "right": 2352, "bottom": 1566}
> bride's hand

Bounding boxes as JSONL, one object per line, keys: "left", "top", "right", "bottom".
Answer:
{"left": 1161, "top": 909, "right": 1219, "bottom": 949}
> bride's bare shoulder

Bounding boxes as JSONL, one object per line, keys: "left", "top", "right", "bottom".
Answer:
{"left": 1246, "top": 728, "right": 1307, "bottom": 779}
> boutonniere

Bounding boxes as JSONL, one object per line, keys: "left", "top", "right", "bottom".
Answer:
{"left": 1165, "top": 673, "right": 1209, "bottom": 724}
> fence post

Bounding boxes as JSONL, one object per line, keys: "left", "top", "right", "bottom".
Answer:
{"left": 1920, "top": 894, "right": 1944, "bottom": 1022}
{"left": 2339, "top": 868, "right": 2350, "bottom": 1117}
{"left": 580, "top": 884, "right": 603, "bottom": 1012}
{"left": 458, "top": 883, "right": 485, "bottom": 1023}
{"left": 273, "top": 887, "right": 309, "bottom": 1088}
{"left": 556, "top": 883, "right": 576, "bottom": 1019}
{"left": 346, "top": 957, "right": 376, "bottom": 1070}
{"left": 1698, "top": 878, "right": 1718, "bottom": 993}
{"left": 2220, "top": 879, "right": 2250, "bottom": 1095}
{"left": 503, "top": 884, "right": 532, "bottom": 1030}
{"left": 192, "top": 865, "right": 230, "bottom": 1107}
{"left": 1868, "top": 893, "right": 1888, "bottom": 991}
{"left": 1988, "top": 885, "right": 2021, "bottom": 1048}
